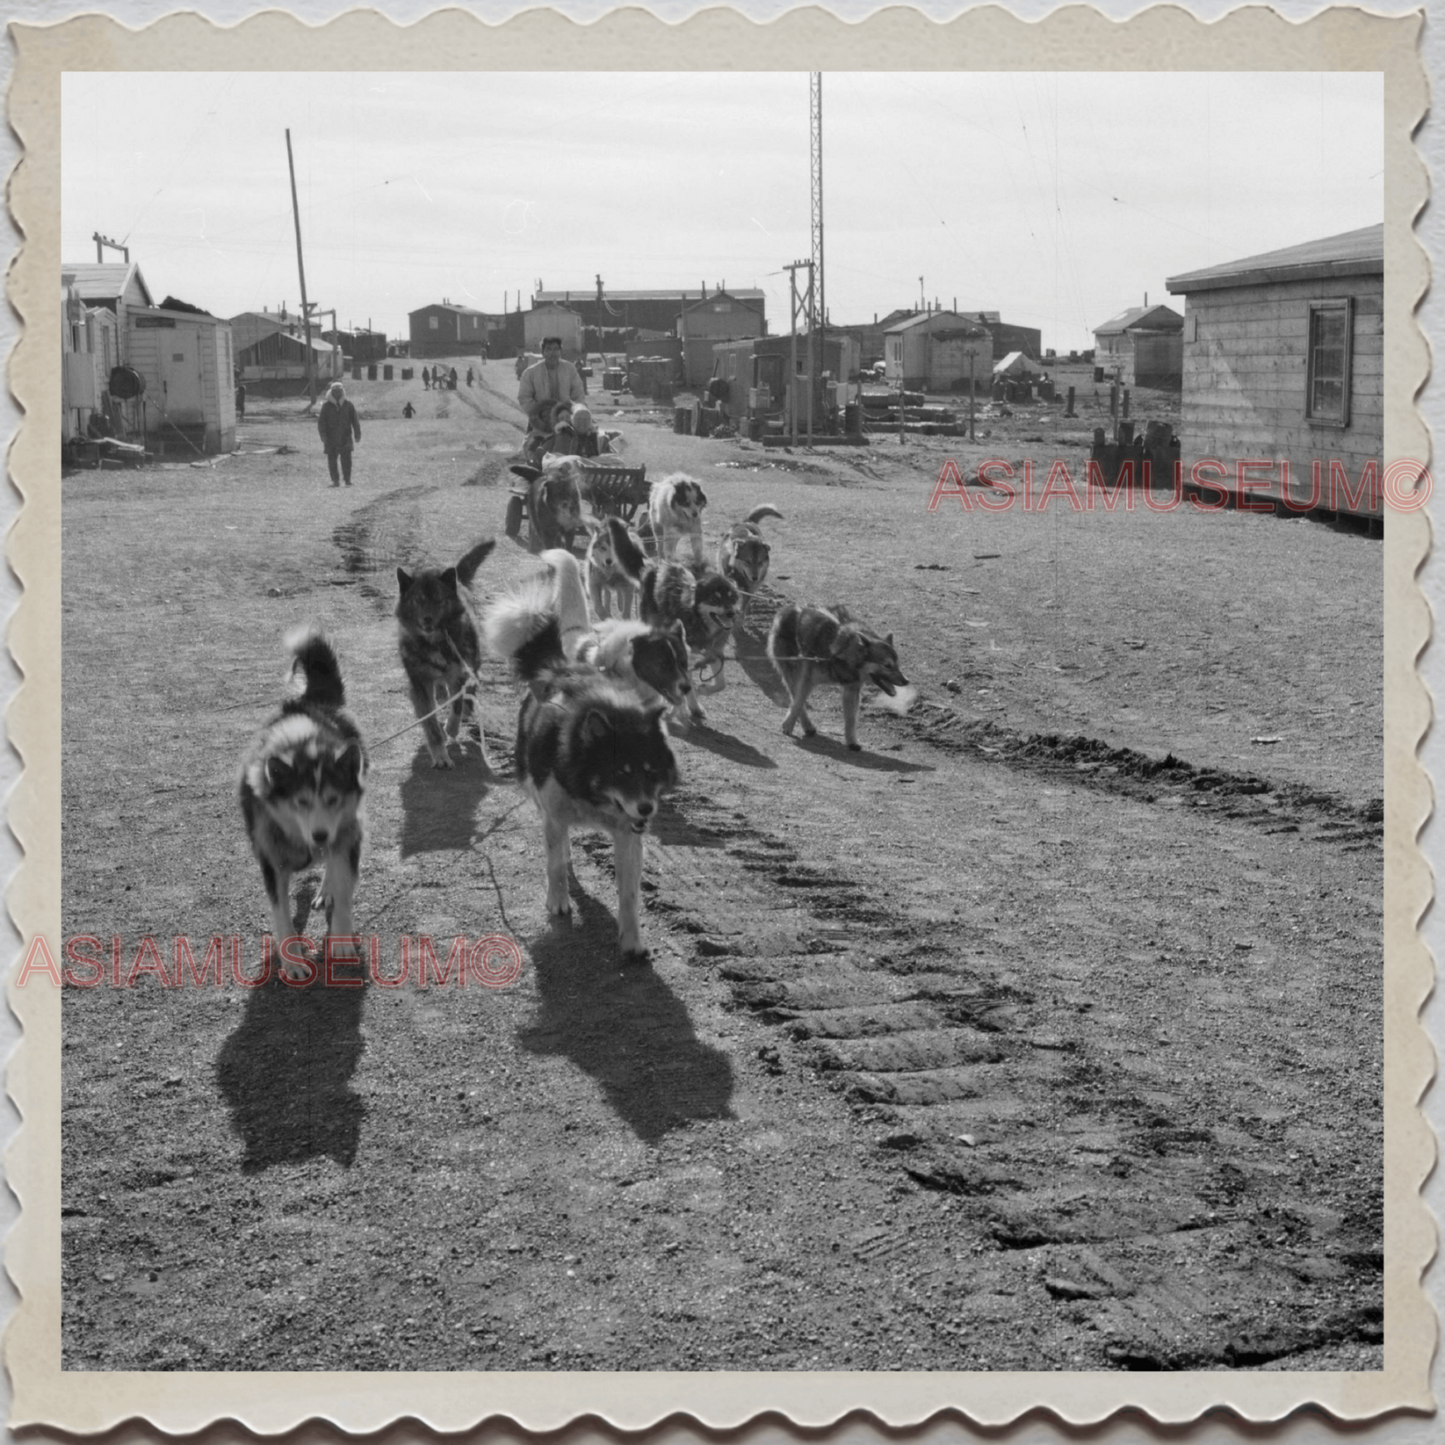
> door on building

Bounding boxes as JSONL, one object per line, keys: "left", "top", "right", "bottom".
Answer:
{"left": 159, "top": 324, "right": 204, "bottom": 422}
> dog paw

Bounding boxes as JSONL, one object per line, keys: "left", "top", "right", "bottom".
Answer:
{"left": 619, "top": 945, "right": 651, "bottom": 966}
{"left": 847, "top": 742, "right": 862, "bottom": 752}
{"left": 430, "top": 753, "right": 455, "bottom": 770}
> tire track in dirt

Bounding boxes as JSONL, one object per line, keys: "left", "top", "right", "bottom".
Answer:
{"left": 603, "top": 700, "right": 1384, "bottom": 1369}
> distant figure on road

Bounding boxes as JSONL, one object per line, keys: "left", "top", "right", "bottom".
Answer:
{"left": 234, "top": 380, "right": 246, "bottom": 420}
{"left": 449, "top": 367, "right": 459, "bottom": 391}
{"left": 518, "top": 337, "right": 587, "bottom": 433}
{"left": 317, "top": 381, "right": 361, "bottom": 487}
{"left": 465, "top": 366, "right": 474, "bottom": 388}
{"left": 402, "top": 401, "right": 416, "bottom": 418}
{"left": 422, "top": 367, "right": 431, "bottom": 390}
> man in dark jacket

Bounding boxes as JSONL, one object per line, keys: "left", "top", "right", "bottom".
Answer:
{"left": 318, "top": 382, "right": 361, "bottom": 487}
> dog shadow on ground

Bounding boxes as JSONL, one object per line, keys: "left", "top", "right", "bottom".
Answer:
{"left": 731, "top": 622, "right": 793, "bottom": 708}
{"left": 398, "top": 745, "right": 495, "bottom": 857}
{"left": 216, "top": 884, "right": 367, "bottom": 1173}
{"left": 792, "top": 734, "right": 937, "bottom": 773}
{"left": 651, "top": 796, "right": 731, "bottom": 848}
{"left": 676, "top": 720, "right": 777, "bottom": 771}
{"left": 517, "top": 885, "right": 735, "bottom": 1144}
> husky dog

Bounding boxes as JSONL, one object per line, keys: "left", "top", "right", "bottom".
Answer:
{"left": 768, "top": 603, "right": 910, "bottom": 751}
{"left": 509, "top": 455, "right": 587, "bottom": 553}
{"left": 483, "top": 577, "right": 678, "bottom": 963}
{"left": 718, "top": 504, "right": 784, "bottom": 596}
{"left": 396, "top": 538, "right": 496, "bottom": 770}
{"left": 608, "top": 518, "right": 740, "bottom": 713}
{"left": 239, "top": 629, "right": 368, "bottom": 978}
{"left": 584, "top": 517, "right": 640, "bottom": 620}
{"left": 647, "top": 473, "right": 709, "bottom": 565}
{"left": 490, "top": 549, "right": 694, "bottom": 717}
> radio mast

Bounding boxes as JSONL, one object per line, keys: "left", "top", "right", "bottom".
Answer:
{"left": 810, "top": 73, "right": 825, "bottom": 375}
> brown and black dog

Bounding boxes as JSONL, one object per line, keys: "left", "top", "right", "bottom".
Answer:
{"left": 607, "top": 517, "right": 742, "bottom": 723}
{"left": 509, "top": 455, "right": 587, "bottom": 554}
{"left": 717, "top": 503, "right": 783, "bottom": 596}
{"left": 767, "top": 603, "right": 908, "bottom": 752}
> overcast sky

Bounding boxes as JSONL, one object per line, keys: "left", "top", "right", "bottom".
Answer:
{"left": 61, "top": 71, "right": 1382, "bottom": 352}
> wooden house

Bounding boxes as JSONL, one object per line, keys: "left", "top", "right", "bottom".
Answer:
{"left": 883, "top": 311, "right": 993, "bottom": 392}
{"left": 676, "top": 289, "right": 765, "bottom": 386}
{"left": 523, "top": 303, "right": 584, "bottom": 361}
{"left": 125, "top": 304, "right": 236, "bottom": 455}
{"left": 409, "top": 301, "right": 493, "bottom": 359}
{"left": 1092, "top": 303, "right": 1184, "bottom": 387}
{"left": 64, "top": 261, "right": 153, "bottom": 360}
{"left": 227, "top": 308, "right": 303, "bottom": 355}
{"left": 1165, "top": 224, "right": 1383, "bottom": 518}
{"left": 235, "top": 329, "right": 345, "bottom": 390}
{"left": 61, "top": 273, "right": 125, "bottom": 444}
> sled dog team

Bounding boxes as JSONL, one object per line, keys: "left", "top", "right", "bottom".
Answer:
{"left": 241, "top": 471, "right": 908, "bottom": 970}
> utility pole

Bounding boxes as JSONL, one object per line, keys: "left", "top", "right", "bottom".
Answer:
{"left": 285, "top": 128, "right": 317, "bottom": 407}
{"left": 92, "top": 232, "right": 128, "bottom": 264}
{"left": 783, "top": 259, "right": 815, "bottom": 449}
{"left": 810, "top": 72, "right": 825, "bottom": 433}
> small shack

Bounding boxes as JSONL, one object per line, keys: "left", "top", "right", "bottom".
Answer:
{"left": 523, "top": 303, "right": 584, "bottom": 361}
{"left": 1092, "top": 303, "right": 1184, "bottom": 388}
{"left": 884, "top": 311, "right": 993, "bottom": 392}
{"left": 711, "top": 334, "right": 853, "bottom": 430}
{"left": 1165, "top": 223, "right": 1383, "bottom": 519}
{"left": 125, "top": 304, "right": 237, "bottom": 455}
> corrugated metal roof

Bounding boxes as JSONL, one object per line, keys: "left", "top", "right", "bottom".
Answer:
{"left": 680, "top": 289, "right": 764, "bottom": 314}
{"left": 884, "top": 310, "right": 990, "bottom": 336}
{"left": 65, "top": 261, "right": 152, "bottom": 305}
{"left": 1165, "top": 224, "right": 1384, "bottom": 293}
{"left": 537, "top": 288, "right": 766, "bottom": 303}
{"left": 408, "top": 302, "right": 491, "bottom": 318}
{"left": 1093, "top": 304, "right": 1183, "bottom": 336}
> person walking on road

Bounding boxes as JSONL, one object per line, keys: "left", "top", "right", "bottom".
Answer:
{"left": 318, "top": 381, "right": 362, "bottom": 487}
{"left": 422, "top": 366, "right": 431, "bottom": 390}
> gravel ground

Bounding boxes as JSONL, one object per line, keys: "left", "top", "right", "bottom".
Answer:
{"left": 60, "top": 358, "right": 1381, "bottom": 1371}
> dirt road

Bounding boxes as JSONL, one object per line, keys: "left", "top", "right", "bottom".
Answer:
{"left": 60, "top": 361, "right": 1382, "bottom": 1371}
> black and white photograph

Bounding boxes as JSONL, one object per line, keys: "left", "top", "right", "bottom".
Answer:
{"left": 41, "top": 43, "right": 1411, "bottom": 1406}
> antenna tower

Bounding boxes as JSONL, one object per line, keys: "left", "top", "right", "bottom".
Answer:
{"left": 810, "top": 73, "right": 824, "bottom": 348}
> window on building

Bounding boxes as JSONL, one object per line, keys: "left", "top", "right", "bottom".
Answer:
{"left": 1307, "top": 299, "right": 1353, "bottom": 425}
{"left": 429, "top": 316, "right": 439, "bottom": 330}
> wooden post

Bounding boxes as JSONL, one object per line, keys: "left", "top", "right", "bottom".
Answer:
{"left": 969, "top": 353, "right": 975, "bottom": 440}
{"left": 285, "top": 128, "right": 316, "bottom": 406}
{"left": 1122, "top": 388, "right": 1131, "bottom": 419}
{"left": 1065, "top": 385, "right": 1075, "bottom": 417}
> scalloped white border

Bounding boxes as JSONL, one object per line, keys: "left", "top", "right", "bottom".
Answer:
{"left": 5, "top": 4, "right": 1433, "bottom": 1433}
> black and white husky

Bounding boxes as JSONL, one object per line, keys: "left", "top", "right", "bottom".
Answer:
{"left": 239, "top": 628, "right": 367, "bottom": 978}
{"left": 484, "top": 560, "right": 679, "bottom": 962}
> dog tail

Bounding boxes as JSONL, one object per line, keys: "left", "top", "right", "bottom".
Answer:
{"left": 606, "top": 516, "right": 649, "bottom": 585}
{"left": 482, "top": 570, "right": 556, "bottom": 665}
{"left": 285, "top": 625, "right": 346, "bottom": 709}
{"left": 456, "top": 537, "right": 497, "bottom": 588}
{"left": 745, "top": 504, "right": 784, "bottom": 526}
{"left": 540, "top": 548, "right": 592, "bottom": 658}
